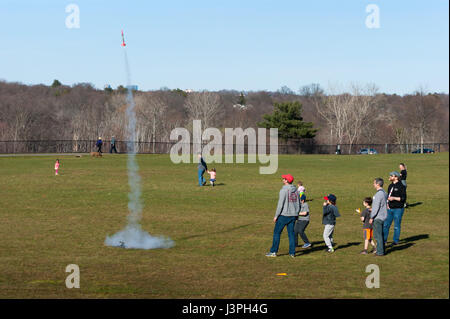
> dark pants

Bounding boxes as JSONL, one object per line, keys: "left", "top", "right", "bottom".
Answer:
{"left": 373, "top": 219, "right": 385, "bottom": 255}
{"left": 294, "top": 219, "right": 310, "bottom": 246}
{"left": 110, "top": 145, "right": 118, "bottom": 153}
{"left": 97, "top": 145, "right": 102, "bottom": 153}
{"left": 270, "top": 215, "right": 297, "bottom": 255}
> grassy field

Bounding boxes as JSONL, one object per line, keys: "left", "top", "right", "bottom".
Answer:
{"left": 0, "top": 153, "right": 448, "bottom": 298}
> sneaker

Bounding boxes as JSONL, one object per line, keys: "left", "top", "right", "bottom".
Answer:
{"left": 327, "top": 247, "right": 334, "bottom": 253}
{"left": 289, "top": 254, "right": 295, "bottom": 258}
{"left": 371, "top": 249, "right": 377, "bottom": 255}
{"left": 360, "top": 250, "right": 368, "bottom": 255}
{"left": 302, "top": 243, "right": 312, "bottom": 249}
{"left": 265, "top": 252, "right": 277, "bottom": 257}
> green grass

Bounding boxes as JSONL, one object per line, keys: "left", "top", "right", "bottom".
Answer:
{"left": 0, "top": 153, "right": 448, "bottom": 298}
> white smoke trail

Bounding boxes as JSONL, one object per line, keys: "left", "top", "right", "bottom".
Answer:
{"left": 105, "top": 49, "right": 174, "bottom": 250}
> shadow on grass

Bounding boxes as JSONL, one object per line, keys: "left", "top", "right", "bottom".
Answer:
{"left": 177, "top": 223, "right": 256, "bottom": 241}
{"left": 386, "top": 243, "right": 414, "bottom": 254}
{"left": 405, "top": 202, "right": 423, "bottom": 208}
{"left": 385, "top": 234, "right": 429, "bottom": 255}
{"left": 278, "top": 241, "right": 361, "bottom": 256}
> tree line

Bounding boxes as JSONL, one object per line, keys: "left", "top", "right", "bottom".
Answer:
{"left": 0, "top": 80, "right": 448, "bottom": 150}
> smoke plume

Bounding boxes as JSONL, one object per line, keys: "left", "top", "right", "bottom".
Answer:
{"left": 105, "top": 49, "right": 174, "bottom": 250}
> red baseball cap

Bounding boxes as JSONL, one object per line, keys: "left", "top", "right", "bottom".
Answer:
{"left": 281, "top": 174, "right": 294, "bottom": 183}
{"left": 324, "top": 194, "right": 337, "bottom": 202}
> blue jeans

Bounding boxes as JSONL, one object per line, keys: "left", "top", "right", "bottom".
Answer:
{"left": 270, "top": 215, "right": 297, "bottom": 255}
{"left": 383, "top": 208, "right": 405, "bottom": 244}
{"left": 373, "top": 219, "right": 385, "bottom": 255}
{"left": 198, "top": 168, "right": 206, "bottom": 186}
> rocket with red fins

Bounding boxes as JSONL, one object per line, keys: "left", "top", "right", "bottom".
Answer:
{"left": 121, "top": 30, "right": 126, "bottom": 47}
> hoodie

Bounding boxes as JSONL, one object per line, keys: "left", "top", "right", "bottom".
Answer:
{"left": 274, "top": 184, "right": 300, "bottom": 219}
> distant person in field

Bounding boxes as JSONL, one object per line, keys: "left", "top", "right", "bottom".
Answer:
{"left": 383, "top": 171, "right": 407, "bottom": 246}
{"left": 197, "top": 153, "right": 207, "bottom": 186}
{"left": 266, "top": 174, "right": 300, "bottom": 258}
{"left": 96, "top": 137, "right": 103, "bottom": 153}
{"left": 322, "top": 194, "right": 340, "bottom": 253}
{"left": 207, "top": 168, "right": 216, "bottom": 187}
{"left": 297, "top": 181, "right": 306, "bottom": 200}
{"left": 399, "top": 163, "right": 408, "bottom": 207}
{"left": 54, "top": 159, "right": 60, "bottom": 176}
{"left": 294, "top": 194, "right": 311, "bottom": 248}
{"left": 110, "top": 136, "right": 118, "bottom": 153}
{"left": 370, "top": 178, "right": 388, "bottom": 256}
{"left": 358, "top": 197, "right": 376, "bottom": 254}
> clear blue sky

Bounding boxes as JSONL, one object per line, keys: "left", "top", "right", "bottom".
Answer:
{"left": 0, "top": 0, "right": 448, "bottom": 94}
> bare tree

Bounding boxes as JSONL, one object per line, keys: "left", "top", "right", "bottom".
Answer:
{"left": 135, "top": 92, "right": 168, "bottom": 152}
{"left": 184, "top": 91, "right": 222, "bottom": 128}
{"left": 409, "top": 87, "right": 440, "bottom": 153}
{"left": 345, "top": 83, "right": 378, "bottom": 153}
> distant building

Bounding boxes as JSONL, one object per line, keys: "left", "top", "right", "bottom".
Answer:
{"left": 184, "top": 89, "right": 194, "bottom": 93}
{"left": 104, "top": 84, "right": 112, "bottom": 90}
{"left": 128, "top": 85, "right": 138, "bottom": 91}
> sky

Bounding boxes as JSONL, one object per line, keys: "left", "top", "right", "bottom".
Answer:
{"left": 0, "top": 0, "right": 448, "bottom": 95}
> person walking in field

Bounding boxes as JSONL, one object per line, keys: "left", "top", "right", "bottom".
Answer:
{"left": 266, "top": 174, "right": 300, "bottom": 258}
{"left": 197, "top": 153, "right": 208, "bottom": 186}
{"left": 96, "top": 137, "right": 103, "bottom": 153}
{"left": 54, "top": 159, "right": 60, "bottom": 176}
{"left": 322, "top": 194, "right": 340, "bottom": 253}
{"left": 110, "top": 136, "right": 118, "bottom": 153}
{"left": 294, "top": 194, "right": 311, "bottom": 248}
{"left": 370, "top": 178, "right": 388, "bottom": 256}
{"left": 207, "top": 168, "right": 216, "bottom": 187}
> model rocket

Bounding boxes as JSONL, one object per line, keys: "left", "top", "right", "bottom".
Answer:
{"left": 121, "top": 30, "right": 126, "bottom": 47}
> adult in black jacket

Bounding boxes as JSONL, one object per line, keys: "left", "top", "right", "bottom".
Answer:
{"left": 383, "top": 171, "right": 407, "bottom": 245}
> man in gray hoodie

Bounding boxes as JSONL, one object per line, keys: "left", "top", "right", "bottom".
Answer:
{"left": 266, "top": 174, "right": 300, "bottom": 258}
{"left": 370, "top": 177, "right": 388, "bottom": 256}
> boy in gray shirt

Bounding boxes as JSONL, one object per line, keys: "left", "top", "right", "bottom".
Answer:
{"left": 294, "top": 194, "right": 311, "bottom": 248}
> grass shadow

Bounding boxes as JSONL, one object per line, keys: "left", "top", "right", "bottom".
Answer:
{"left": 398, "top": 234, "right": 429, "bottom": 243}
{"left": 178, "top": 223, "right": 256, "bottom": 241}
{"left": 384, "top": 234, "right": 429, "bottom": 254}
{"left": 406, "top": 202, "right": 423, "bottom": 208}
{"left": 335, "top": 242, "right": 360, "bottom": 251}
{"left": 386, "top": 242, "right": 415, "bottom": 254}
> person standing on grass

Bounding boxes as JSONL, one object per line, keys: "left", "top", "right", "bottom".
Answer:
{"left": 54, "top": 159, "right": 60, "bottom": 176}
{"left": 399, "top": 163, "right": 408, "bottom": 207}
{"left": 110, "top": 136, "right": 118, "bottom": 153}
{"left": 197, "top": 153, "right": 207, "bottom": 186}
{"left": 294, "top": 194, "right": 311, "bottom": 248}
{"left": 359, "top": 197, "right": 376, "bottom": 254}
{"left": 383, "top": 171, "right": 407, "bottom": 246}
{"left": 266, "top": 174, "right": 300, "bottom": 258}
{"left": 370, "top": 178, "right": 388, "bottom": 256}
{"left": 322, "top": 194, "right": 340, "bottom": 253}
